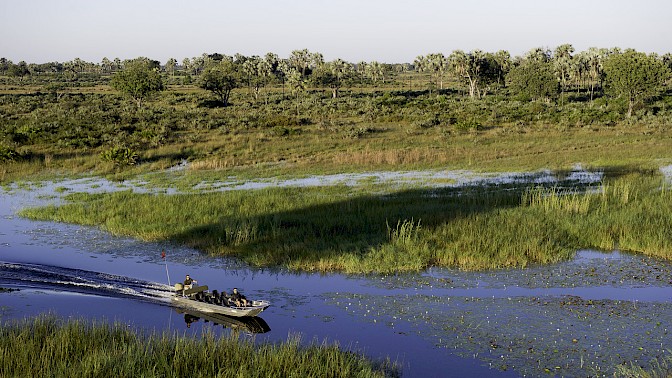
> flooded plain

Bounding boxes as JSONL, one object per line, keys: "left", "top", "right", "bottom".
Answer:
{"left": 1, "top": 169, "right": 671, "bottom": 377}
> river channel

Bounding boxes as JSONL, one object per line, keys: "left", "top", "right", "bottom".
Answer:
{"left": 1, "top": 169, "right": 672, "bottom": 377}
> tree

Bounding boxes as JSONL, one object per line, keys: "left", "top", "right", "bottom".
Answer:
{"left": 188, "top": 55, "right": 209, "bottom": 75}
{"left": 413, "top": 55, "right": 429, "bottom": 91}
{"left": 242, "top": 56, "right": 273, "bottom": 102}
{"left": 312, "top": 59, "right": 353, "bottom": 98}
{"left": 415, "top": 53, "right": 447, "bottom": 93}
{"left": 356, "top": 61, "right": 368, "bottom": 81}
{"left": 429, "top": 53, "right": 448, "bottom": 90}
{"left": 366, "top": 61, "right": 387, "bottom": 84}
{"left": 198, "top": 60, "right": 239, "bottom": 106}
{"left": 276, "top": 59, "right": 291, "bottom": 99}
{"left": 181, "top": 58, "right": 191, "bottom": 73}
{"left": 285, "top": 67, "right": 306, "bottom": 115}
{"left": 110, "top": 58, "right": 164, "bottom": 109}
{"left": 289, "top": 49, "right": 311, "bottom": 77}
{"left": 583, "top": 47, "right": 610, "bottom": 101}
{"left": 45, "top": 82, "right": 67, "bottom": 100}
{"left": 101, "top": 57, "right": 113, "bottom": 73}
{"left": 493, "top": 50, "right": 512, "bottom": 86}
{"left": 602, "top": 50, "right": 670, "bottom": 117}
{"left": 524, "top": 47, "right": 552, "bottom": 63}
{"left": 7, "top": 61, "right": 30, "bottom": 80}
{"left": 553, "top": 44, "right": 574, "bottom": 93}
{"left": 663, "top": 53, "right": 672, "bottom": 73}
{"left": 0, "top": 58, "right": 12, "bottom": 75}
{"left": 165, "top": 58, "right": 177, "bottom": 76}
{"left": 507, "top": 59, "right": 559, "bottom": 102}
{"left": 449, "top": 50, "right": 500, "bottom": 99}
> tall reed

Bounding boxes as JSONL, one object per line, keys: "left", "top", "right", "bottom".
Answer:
{"left": 19, "top": 172, "right": 672, "bottom": 273}
{"left": 0, "top": 315, "right": 397, "bottom": 378}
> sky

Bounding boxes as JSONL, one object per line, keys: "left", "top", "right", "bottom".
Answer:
{"left": 1, "top": 0, "right": 671, "bottom": 64}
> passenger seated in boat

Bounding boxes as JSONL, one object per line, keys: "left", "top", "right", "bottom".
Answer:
{"left": 183, "top": 274, "right": 197, "bottom": 296}
{"left": 231, "top": 288, "right": 249, "bottom": 307}
{"left": 220, "top": 290, "right": 231, "bottom": 305}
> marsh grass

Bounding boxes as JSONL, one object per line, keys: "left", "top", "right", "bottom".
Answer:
{"left": 0, "top": 315, "right": 396, "bottom": 378}
{"left": 523, "top": 186, "right": 594, "bottom": 214}
{"left": 614, "top": 353, "right": 672, "bottom": 378}
{"left": 20, "top": 170, "right": 672, "bottom": 273}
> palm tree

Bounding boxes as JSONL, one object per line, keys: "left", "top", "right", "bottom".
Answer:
{"left": 366, "top": 61, "right": 385, "bottom": 84}
{"left": 165, "top": 58, "right": 177, "bottom": 76}
{"left": 553, "top": 44, "right": 574, "bottom": 94}
{"left": 493, "top": 50, "right": 511, "bottom": 86}
{"left": 289, "top": 49, "right": 311, "bottom": 77}
{"left": 286, "top": 68, "right": 306, "bottom": 116}
{"left": 585, "top": 47, "right": 608, "bottom": 102}
{"left": 181, "top": 58, "right": 191, "bottom": 73}
{"left": 428, "top": 53, "right": 448, "bottom": 90}
{"left": 524, "top": 47, "right": 551, "bottom": 63}
{"left": 413, "top": 55, "right": 428, "bottom": 93}
{"left": 101, "top": 57, "right": 112, "bottom": 73}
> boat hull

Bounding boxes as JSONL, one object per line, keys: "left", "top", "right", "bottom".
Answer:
{"left": 171, "top": 295, "right": 270, "bottom": 317}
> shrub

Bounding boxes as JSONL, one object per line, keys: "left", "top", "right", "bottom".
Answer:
{"left": 100, "top": 146, "right": 139, "bottom": 166}
{"left": 0, "top": 145, "right": 20, "bottom": 162}
{"left": 454, "top": 118, "right": 481, "bottom": 132}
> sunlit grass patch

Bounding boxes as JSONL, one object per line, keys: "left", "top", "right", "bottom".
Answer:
{"left": 0, "top": 315, "right": 398, "bottom": 378}
{"left": 17, "top": 170, "right": 672, "bottom": 273}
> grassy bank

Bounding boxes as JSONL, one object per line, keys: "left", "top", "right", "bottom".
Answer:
{"left": 19, "top": 170, "right": 672, "bottom": 273}
{"left": 2, "top": 85, "right": 672, "bottom": 184}
{"left": 0, "top": 315, "right": 397, "bottom": 378}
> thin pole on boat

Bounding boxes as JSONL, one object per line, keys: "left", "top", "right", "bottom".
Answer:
{"left": 161, "top": 250, "right": 171, "bottom": 286}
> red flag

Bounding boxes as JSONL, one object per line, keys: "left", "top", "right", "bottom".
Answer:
{"left": 161, "top": 250, "right": 166, "bottom": 259}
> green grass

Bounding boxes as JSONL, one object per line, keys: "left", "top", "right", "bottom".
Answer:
{"left": 2, "top": 84, "right": 672, "bottom": 183}
{"left": 19, "top": 170, "right": 672, "bottom": 273}
{"left": 0, "top": 315, "right": 397, "bottom": 378}
{"left": 614, "top": 354, "right": 672, "bottom": 378}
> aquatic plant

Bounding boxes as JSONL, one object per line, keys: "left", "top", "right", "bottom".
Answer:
{"left": 328, "top": 291, "right": 672, "bottom": 377}
{"left": 614, "top": 352, "right": 672, "bottom": 378}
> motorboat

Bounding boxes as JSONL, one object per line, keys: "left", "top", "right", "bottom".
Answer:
{"left": 170, "top": 283, "right": 270, "bottom": 318}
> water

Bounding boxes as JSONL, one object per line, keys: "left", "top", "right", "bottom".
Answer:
{"left": 1, "top": 173, "right": 672, "bottom": 377}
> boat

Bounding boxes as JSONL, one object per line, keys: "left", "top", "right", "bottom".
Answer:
{"left": 170, "top": 284, "right": 270, "bottom": 318}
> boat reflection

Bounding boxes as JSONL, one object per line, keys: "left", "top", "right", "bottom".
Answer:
{"left": 176, "top": 308, "right": 271, "bottom": 334}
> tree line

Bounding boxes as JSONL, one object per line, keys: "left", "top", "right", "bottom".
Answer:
{"left": 1, "top": 45, "right": 671, "bottom": 168}
{"left": 3, "top": 45, "right": 670, "bottom": 119}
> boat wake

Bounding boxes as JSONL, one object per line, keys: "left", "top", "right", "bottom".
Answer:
{"left": 0, "top": 261, "right": 174, "bottom": 304}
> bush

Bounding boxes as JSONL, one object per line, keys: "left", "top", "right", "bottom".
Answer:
{"left": 100, "top": 146, "right": 139, "bottom": 166}
{"left": 0, "top": 145, "right": 20, "bottom": 162}
{"left": 454, "top": 118, "right": 481, "bottom": 132}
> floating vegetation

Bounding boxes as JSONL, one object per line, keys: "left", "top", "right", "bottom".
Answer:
{"left": 324, "top": 249, "right": 672, "bottom": 376}
{"left": 327, "top": 292, "right": 672, "bottom": 377}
